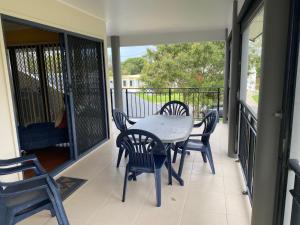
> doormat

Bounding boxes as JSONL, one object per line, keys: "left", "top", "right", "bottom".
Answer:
{"left": 56, "top": 176, "right": 87, "bottom": 200}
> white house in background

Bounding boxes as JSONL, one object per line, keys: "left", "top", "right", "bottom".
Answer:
{"left": 109, "top": 74, "right": 143, "bottom": 89}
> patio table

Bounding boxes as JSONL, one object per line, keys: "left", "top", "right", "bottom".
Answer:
{"left": 130, "top": 115, "right": 194, "bottom": 186}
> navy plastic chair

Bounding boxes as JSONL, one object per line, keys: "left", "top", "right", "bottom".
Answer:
{"left": 116, "top": 129, "right": 167, "bottom": 207}
{"left": 176, "top": 110, "right": 219, "bottom": 176}
{"left": 112, "top": 109, "right": 136, "bottom": 167}
{"left": 172, "top": 110, "right": 206, "bottom": 163}
{"left": 0, "top": 155, "right": 69, "bottom": 225}
{"left": 160, "top": 101, "right": 190, "bottom": 160}
{"left": 159, "top": 100, "right": 190, "bottom": 116}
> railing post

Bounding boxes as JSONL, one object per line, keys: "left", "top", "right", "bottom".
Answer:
{"left": 169, "top": 88, "right": 172, "bottom": 101}
{"left": 110, "top": 88, "right": 113, "bottom": 115}
{"left": 289, "top": 159, "right": 300, "bottom": 225}
{"left": 125, "top": 89, "right": 129, "bottom": 116}
{"left": 217, "top": 88, "right": 220, "bottom": 115}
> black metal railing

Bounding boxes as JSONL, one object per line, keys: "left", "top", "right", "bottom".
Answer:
{"left": 110, "top": 87, "right": 223, "bottom": 119}
{"left": 237, "top": 101, "right": 257, "bottom": 202}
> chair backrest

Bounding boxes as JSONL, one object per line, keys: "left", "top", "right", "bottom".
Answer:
{"left": 159, "top": 101, "right": 190, "bottom": 116}
{"left": 116, "top": 129, "right": 166, "bottom": 170}
{"left": 112, "top": 109, "right": 129, "bottom": 132}
{"left": 201, "top": 110, "right": 219, "bottom": 144}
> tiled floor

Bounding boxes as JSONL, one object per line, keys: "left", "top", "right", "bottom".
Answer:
{"left": 19, "top": 123, "right": 252, "bottom": 225}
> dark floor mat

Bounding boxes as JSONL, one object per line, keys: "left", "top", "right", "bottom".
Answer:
{"left": 56, "top": 176, "right": 87, "bottom": 200}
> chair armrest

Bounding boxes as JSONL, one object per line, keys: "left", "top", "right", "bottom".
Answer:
{"left": 189, "top": 132, "right": 210, "bottom": 137}
{"left": 0, "top": 174, "right": 50, "bottom": 196}
{"left": 127, "top": 118, "right": 136, "bottom": 125}
{"left": 193, "top": 112, "right": 206, "bottom": 128}
{"left": 0, "top": 161, "right": 43, "bottom": 176}
{"left": 0, "top": 155, "right": 46, "bottom": 175}
{"left": 0, "top": 155, "right": 36, "bottom": 166}
{"left": 193, "top": 120, "right": 204, "bottom": 128}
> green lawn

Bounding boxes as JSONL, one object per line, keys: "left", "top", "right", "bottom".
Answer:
{"left": 252, "top": 94, "right": 259, "bottom": 103}
{"left": 137, "top": 93, "right": 182, "bottom": 103}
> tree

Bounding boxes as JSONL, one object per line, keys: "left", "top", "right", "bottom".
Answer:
{"left": 141, "top": 42, "right": 225, "bottom": 89}
{"left": 121, "top": 57, "right": 146, "bottom": 75}
{"left": 248, "top": 35, "right": 262, "bottom": 77}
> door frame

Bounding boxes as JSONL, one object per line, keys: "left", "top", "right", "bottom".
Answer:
{"left": 274, "top": 0, "right": 300, "bottom": 223}
{"left": 62, "top": 33, "right": 109, "bottom": 158}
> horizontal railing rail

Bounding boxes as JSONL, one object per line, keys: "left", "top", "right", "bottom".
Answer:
{"left": 110, "top": 87, "right": 224, "bottom": 119}
{"left": 237, "top": 100, "right": 257, "bottom": 203}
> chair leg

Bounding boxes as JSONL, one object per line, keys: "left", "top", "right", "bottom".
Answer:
{"left": 201, "top": 152, "right": 207, "bottom": 163}
{"left": 52, "top": 193, "right": 70, "bottom": 225}
{"left": 49, "top": 196, "right": 64, "bottom": 225}
{"left": 1, "top": 210, "right": 14, "bottom": 225}
{"left": 50, "top": 207, "right": 55, "bottom": 217}
{"left": 122, "top": 165, "right": 129, "bottom": 202}
{"left": 178, "top": 148, "right": 187, "bottom": 178}
{"left": 56, "top": 205, "right": 70, "bottom": 225}
{"left": 117, "top": 147, "right": 124, "bottom": 168}
{"left": 154, "top": 169, "right": 162, "bottom": 207}
{"left": 206, "top": 146, "right": 215, "bottom": 174}
{"left": 133, "top": 171, "right": 137, "bottom": 181}
{"left": 125, "top": 149, "right": 129, "bottom": 158}
{"left": 46, "top": 178, "right": 70, "bottom": 225}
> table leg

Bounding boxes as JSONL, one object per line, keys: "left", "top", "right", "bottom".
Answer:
{"left": 165, "top": 146, "right": 184, "bottom": 186}
{"left": 178, "top": 147, "right": 187, "bottom": 178}
{"left": 127, "top": 144, "right": 185, "bottom": 186}
{"left": 167, "top": 148, "right": 172, "bottom": 185}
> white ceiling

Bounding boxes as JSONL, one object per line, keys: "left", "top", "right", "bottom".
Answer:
{"left": 60, "top": 0, "right": 234, "bottom": 37}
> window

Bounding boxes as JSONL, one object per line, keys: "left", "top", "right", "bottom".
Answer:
{"left": 240, "top": 7, "right": 264, "bottom": 115}
{"left": 129, "top": 80, "right": 133, "bottom": 87}
{"left": 123, "top": 80, "right": 126, "bottom": 87}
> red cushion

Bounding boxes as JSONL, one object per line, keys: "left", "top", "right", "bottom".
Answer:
{"left": 57, "top": 111, "right": 67, "bottom": 129}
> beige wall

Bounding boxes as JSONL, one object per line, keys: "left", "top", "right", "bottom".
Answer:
{"left": 0, "top": 0, "right": 111, "bottom": 177}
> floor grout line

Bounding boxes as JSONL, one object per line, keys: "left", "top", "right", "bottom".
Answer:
{"left": 222, "top": 163, "right": 230, "bottom": 225}
{"left": 177, "top": 157, "right": 194, "bottom": 225}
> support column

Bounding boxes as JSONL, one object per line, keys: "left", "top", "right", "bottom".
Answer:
{"left": 223, "top": 28, "right": 230, "bottom": 123}
{"left": 227, "top": 0, "right": 240, "bottom": 157}
{"left": 251, "top": 0, "right": 291, "bottom": 224}
{"left": 111, "top": 36, "right": 123, "bottom": 111}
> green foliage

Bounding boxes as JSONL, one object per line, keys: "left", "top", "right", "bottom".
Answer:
{"left": 138, "top": 92, "right": 182, "bottom": 103}
{"left": 140, "top": 42, "right": 225, "bottom": 89}
{"left": 252, "top": 94, "right": 259, "bottom": 103}
{"left": 108, "top": 65, "right": 113, "bottom": 77}
{"left": 248, "top": 35, "right": 262, "bottom": 77}
{"left": 121, "top": 57, "right": 146, "bottom": 75}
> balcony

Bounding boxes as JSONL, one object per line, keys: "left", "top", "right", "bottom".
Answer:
{"left": 19, "top": 122, "right": 251, "bottom": 225}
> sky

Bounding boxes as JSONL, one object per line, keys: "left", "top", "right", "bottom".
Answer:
{"left": 107, "top": 45, "right": 155, "bottom": 64}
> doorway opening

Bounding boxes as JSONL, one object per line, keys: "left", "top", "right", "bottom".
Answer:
{"left": 3, "top": 20, "right": 71, "bottom": 176}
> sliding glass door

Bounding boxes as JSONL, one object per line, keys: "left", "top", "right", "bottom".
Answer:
{"left": 63, "top": 34, "right": 108, "bottom": 156}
